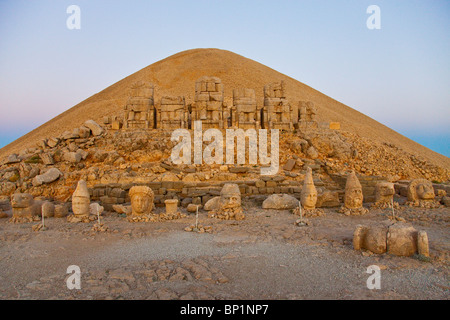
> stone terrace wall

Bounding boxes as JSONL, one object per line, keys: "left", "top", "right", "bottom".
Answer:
{"left": 90, "top": 176, "right": 306, "bottom": 211}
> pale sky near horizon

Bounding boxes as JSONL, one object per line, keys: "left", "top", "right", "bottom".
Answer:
{"left": 0, "top": 0, "right": 449, "bottom": 157}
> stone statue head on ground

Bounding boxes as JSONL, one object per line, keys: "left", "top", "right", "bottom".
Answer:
{"left": 72, "top": 180, "right": 90, "bottom": 218}
{"left": 11, "top": 193, "right": 34, "bottom": 209}
{"left": 218, "top": 183, "right": 242, "bottom": 211}
{"left": 344, "top": 171, "right": 363, "bottom": 209}
{"left": 10, "top": 193, "right": 41, "bottom": 222}
{"left": 129, "top": 186, "right": 154, "bottom": 216}
{"left": 371, "top": 181, "right": 399, "bottom": 210}
{"left": 301, "top": 167, "right": 317, "bottom": 210}
{"left": 339, "top": 171, "right": 368, "bottom": 215}
{"left": 406, "top": 179, "right": 440, "bottom": 208}
{"left": 407, "top": 179, "right": 435, "bottom": 202}
{"left": 375, "top": 182, "right": 395, "bottom": 204}
{"left": 209, "top": 183, "right": 244, "bottom": 220}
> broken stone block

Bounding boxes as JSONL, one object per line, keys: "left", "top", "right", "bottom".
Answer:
{"left": 63, "top": 152, "right": 82, "bottom": 163}
{"left": 283, "top": 159, "right": 296, "bottom": 171}
{"left": 317, "top": 190, "right": 340, "bottom": 207}
{"left": 90, "top": 202, "right": 104, "bottom": 216}
{"left": 6, "top": 154, "right": 20, "bottom": 164}
{"left": 47, "top": 137, "right": 60, "bottom": 148}
{"left": 84, "top": 120, "right": 104, "bottom": 136}
{"left": 229, "top": 166, "right": 250, "bottom": 173}
{"left": 262, "top": 194, "right": 298, "bottom": 210}
{"left": 40, "top": 153, "right": 54, "bottom": 165}
{"left": 306, "top": 146, "right": 318, "bottom": 159}
{"left": 74, "top": 126, "right": 91, "bottom": 139}
{"left": 103, "top": 116, "right": 111, "bottom": 124}
{"left": 255, "top": 180, "right": 265, "bottom": 188}
{"left": 112, "top": 120, "right": 122, "bottom": 130}
{"left": 62, "top": 130, "right": 79, "bottom": 140}
{"left": 0, "top": 181, "right": 17, "bottom": 194}
{"left": 76, "top": 149, "right": 88, "bottom": 160}
{"left": 112, "top": 204, "right": 132, "bottom": 215}
{"left": 32, "top": 168, "right": 63, "bottom": 186}
{"left": 187, "top": 203, "right": 201, "bottom": 213}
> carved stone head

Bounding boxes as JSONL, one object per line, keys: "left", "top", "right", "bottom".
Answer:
{"left": 344, "top": 171, "right": 363, "bottom": 209}
{"left": 219, "top": 183, "right": 241, "bottom": 211}
{"left": 129, "top": 186, "right": 154, "bottom": 215}
{"left": 407, "top": 179, "right": 435, "bottom": 202}
{"left": 301, "top": 167, "right": 318, "bottom": 209}
{"left": 72, "top": 180, "right": 90, "bottom": 217}
{"left": 11, "top": 193, "right": 34, "bottom": 208}
{"left": 375, "top": 182, "right": 395, "bottom": 203}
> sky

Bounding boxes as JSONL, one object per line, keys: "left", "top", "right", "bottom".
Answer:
{"left": 0, "top": 0, "right": 449, "bottom": 157}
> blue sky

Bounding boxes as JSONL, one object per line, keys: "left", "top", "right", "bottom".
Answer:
{"left": 0, "top": 0, "right": 449, "bottom": 157}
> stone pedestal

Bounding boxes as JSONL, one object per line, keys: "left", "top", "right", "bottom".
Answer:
{"left": 165, "top": 199, "right": 179, "bottom": 215}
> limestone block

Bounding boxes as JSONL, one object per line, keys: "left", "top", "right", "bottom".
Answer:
{"left": 112, "top": 120, "right": 122, "bottom": 130}
{"left": 187, "top": 203, "right": 201, "bottom": 213}
{"left": 76, "top": 149, "right": 88, "bottom": 160}
{"left": 317, "top": 191, "right": 340, "bottom": 207}
{"left": 77, "top": 126, "right": 91, "bottom": 138}
{"left": 63, "top": 152, "right": 82, "bottom": 163}
{"left": 164, "top": 199, "right": 178, "bottom": 215}
{"left": 84, "top": 120, "right": 104, "bottom": 136}
{"left": 283, "top": 159, "right": 296, "bottom": 171}
{"left": 6, "top": 154, "right": 20, "bottom": 164}
{"left": 40, "top": 153, "right": 55, "bottom": 165}
{"left": 262, "top": 194, "right": 298, "bottom": 209}
{"left": 32, "top": 168, "right": 63, "bottom": 186}
{"left": 62, "top": 130, "right": 79, "bottom": 140}
{"left": 47, "top": 138, "right": 60, "bottom": 148}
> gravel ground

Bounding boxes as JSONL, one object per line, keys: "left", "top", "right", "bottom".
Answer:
{"left": 0, "top": 205, "right": 448, "bottom": 300}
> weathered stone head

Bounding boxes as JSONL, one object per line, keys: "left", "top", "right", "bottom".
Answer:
{"left": 129, "top": 186, "right": 154, "bottom": 216}
{"left": 11, "top": 193, "right": 34, "bottom": 209}
{"left": 72, "top": 180, "right": 90, "bottom": 217}
{"left": 344, "top": 171, "right": 363, "bottom": 209}
{"left": 407, "top": 179, "right": 435, "bottom": 202}
{"left": 219, "top": 183, "right": 241, "bottom": 210}
{"left": 10, "top": 193, "right": 41, "bottom": 222}
{"left": 375, "top": 182, "right": 395, "bottom": 204}
{"left": 301, "top": 167, "right": 317, "bottom": 210}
